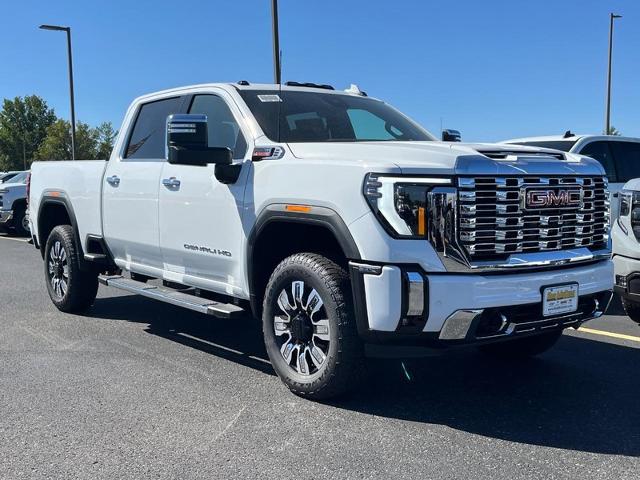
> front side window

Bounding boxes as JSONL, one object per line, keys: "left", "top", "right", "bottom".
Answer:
{"left": 188, "top": 95, "right": 247, "bottom": 159}
{"left": 610, "top": 141, "right": 640, "bottom": 183}
{"left": 125, "top": 96, "right": 184, "bottom": 159}
{"left": 579, "top": 141, "right": 617, "bottom": 182}
{"left": 238, "top": 90, "right": 434, "bottom": 143}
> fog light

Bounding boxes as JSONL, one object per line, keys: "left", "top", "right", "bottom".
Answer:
{"left": 616, "top": 275, "right": 628, "bottom": 288}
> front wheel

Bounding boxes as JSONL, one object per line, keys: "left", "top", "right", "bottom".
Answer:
{"left": 622, "top": 298, "right": 640, "bottom": 324}
{"left": 44, "top": 225, "right": 99, "bottom": 313}
{"left": 478, "top": 330, "right": 562, "bottom": 359}
{"left": 262, "top": 253, "right": 364, "bottom": 400}
{"left": 13, "top": 205, "right": 29, "bottom": 237}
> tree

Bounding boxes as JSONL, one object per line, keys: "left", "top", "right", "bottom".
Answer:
{"left": 0, "top": 95, "right": 56, "bottom": 170}
{"left": 605, "top": 126, "right": 621, "bottom": 136}
{"left": 36, "top": 120, "right": 117, "bottom": 160}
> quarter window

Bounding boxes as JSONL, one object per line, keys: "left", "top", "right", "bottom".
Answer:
{"left": 125, "top": 97, "right": 184, "bottom": 159}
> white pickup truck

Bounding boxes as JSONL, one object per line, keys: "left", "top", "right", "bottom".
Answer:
{"left": 29, "top": 82, "right": 613, "bottom": 399}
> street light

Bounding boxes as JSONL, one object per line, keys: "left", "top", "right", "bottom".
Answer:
{"left": 605, "top": 13, "right": 622, "bottom": 136}
{"left": 271, "top": 0, "right": 281, "bottom": 84}
{"left": 39, "top": 24, "right": 76, "bottom": 160}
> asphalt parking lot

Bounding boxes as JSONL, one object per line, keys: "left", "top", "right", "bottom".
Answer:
{"left": 1, "top": 233, "right": 638, "bottom": 479}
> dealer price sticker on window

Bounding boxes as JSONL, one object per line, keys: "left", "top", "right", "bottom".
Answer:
{"left": 542, "top": 284, "right": 578, "bottom": 317}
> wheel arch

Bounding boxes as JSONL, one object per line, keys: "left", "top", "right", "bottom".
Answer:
{"left": 37, "top": 193, "right": 84, "bottom": 264}
{"left": 247, "top": 205, "right": 361, "bottom": 317}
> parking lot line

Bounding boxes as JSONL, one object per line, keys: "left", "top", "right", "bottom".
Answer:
{"left": 0, "top": 235, "right": 30, "bottom": 243}
{"left": 577, "top": 326, "right": 640, "bottom": 343}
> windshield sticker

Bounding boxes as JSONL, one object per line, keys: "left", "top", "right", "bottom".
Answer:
{"left": 258, "top": 94, "right": 282, "bottom": 103}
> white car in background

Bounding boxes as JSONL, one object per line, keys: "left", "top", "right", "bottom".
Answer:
{"left": 503, "top": 133, "right": 640, "bottom": 219}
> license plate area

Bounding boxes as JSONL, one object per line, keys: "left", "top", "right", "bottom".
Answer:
{"left": 542, "top": 283, "right": 578, "bottom": 317}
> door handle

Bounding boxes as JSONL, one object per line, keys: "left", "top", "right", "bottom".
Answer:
{"left": 106, "top": 175, "right": 120, "bottom": 187}
{"left": 162, "top": 177, "right": 181, "bottom": 189}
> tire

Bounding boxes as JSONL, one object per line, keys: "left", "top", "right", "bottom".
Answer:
{"left": 478, "top": 330, "right": 562, "bottom": 359}
{"left": 13, "top": 205, "right": 29, "bottom": 237}
{"left": 622, "top": 298, "right": 640, "bottom": 324}
{"left": 44, "top": 225, "right": 99, "bottom": 313}
{"left": 262, "top": 253, "right": 364, "bottom": 400}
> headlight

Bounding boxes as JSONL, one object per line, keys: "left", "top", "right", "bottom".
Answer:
{"left": 619, "top": 190, "right": 640, "bottom": 240}
{"left": 363, "top": 173, "right": 451, "bottom": 238}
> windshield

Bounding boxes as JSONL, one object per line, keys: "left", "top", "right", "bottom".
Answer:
{"left": 4, "top": 172, "right": 27, "bottom": 184}
{"left": 238, "top": 89, "right": 435, "bottom": 143}
{"left": 510, "top": 140, "right": 578, "bottom": 152}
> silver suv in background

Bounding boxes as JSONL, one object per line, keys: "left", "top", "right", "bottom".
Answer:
{"left": 502, "top": 134, "right": 640, "bottom": 218}
{"left": 0, "top": 171, "right": 30, "bottom": 236}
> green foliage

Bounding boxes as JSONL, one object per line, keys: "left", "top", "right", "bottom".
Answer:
{"left": 36, "top": 120, "right": 117, "bottom": 161}
{"left": 606, "top": 126, "right": 621, "bottom": 136}
{"left": 0, "top": 94, "right": 117, "bottom": 167}
{"left": 0, "top": 95, "right": 56, "bottom": 170}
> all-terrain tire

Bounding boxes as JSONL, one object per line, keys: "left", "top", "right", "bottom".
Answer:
{"left": 262, "top": 253, "right": 365, "bottom": 400}
{"left": 44, "top": 225, "right": 99, "bottom": 313}
{"left": 622, "top": 298, "right": 640, "bottom": 324}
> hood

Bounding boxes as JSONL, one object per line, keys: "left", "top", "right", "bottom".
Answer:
{"left": 287, "top": 141, "right": 605, "bottom": 177}
{"left": 0, "top": 180, "right": 26, "bottom": 190}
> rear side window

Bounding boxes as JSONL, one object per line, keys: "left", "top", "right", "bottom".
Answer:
{"left": 125, "top": 97, "right": 184, "bottom": 159}
{"left": 579, "top": 141, "right": 617, "bottom": 182}
{"left": 611, "top": 141, "right": 640, "bottom": 182}
{"left": 511, "top": 140, "right": 577, "bottom": 152}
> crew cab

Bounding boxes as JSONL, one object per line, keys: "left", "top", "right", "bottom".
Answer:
{"left": 29, "top": 82, "right": 614, "bottom": 399}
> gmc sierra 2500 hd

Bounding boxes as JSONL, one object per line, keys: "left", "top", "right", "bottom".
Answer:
{"left": 29, "top": 82, "right": 613, "bottom": 399}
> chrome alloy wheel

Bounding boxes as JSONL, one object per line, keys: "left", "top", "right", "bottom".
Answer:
{"left": 21, "top": 214, "right": 30, "bottom": 233}
{"left": 273, "top": 280, "right": 330, "bottom": 376}
{"left": 48, "top": 240, "right": 69, "bottom": 299}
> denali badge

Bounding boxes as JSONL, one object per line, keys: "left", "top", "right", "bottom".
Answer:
{"left": 524, "top": 189, "right": 582, "bottom": 209}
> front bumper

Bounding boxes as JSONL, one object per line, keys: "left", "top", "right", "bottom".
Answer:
{"left": 350, "top": 259, "right": 614, "bottom": 347}
{"left": 613, "top": 254, "right": 640, "bottom": 302}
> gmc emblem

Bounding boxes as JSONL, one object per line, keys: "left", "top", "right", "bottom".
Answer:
{"left": 524, "top": 189, "right": 582, "bottom": 209}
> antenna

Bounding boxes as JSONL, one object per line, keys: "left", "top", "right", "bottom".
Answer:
{"left": 277, "top": 49, "right": 283, "bottom": 143}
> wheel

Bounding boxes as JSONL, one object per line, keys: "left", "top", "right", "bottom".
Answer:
{"left": 13, "top": 205, "right": 29, "bottom": 237}
{"left": 478, "top": 330, "right": 562, "bottom": 358}
{"left": 622, "top": 298, "right": 640, "bottom": 324}
{"left": 262, "top": 253, "right": 364, "bottom": 400}
{"left": 44, "top": 225, "right": 99, "bottom": 313}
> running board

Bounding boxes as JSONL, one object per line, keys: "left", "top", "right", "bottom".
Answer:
{"left": 98, "top": 275, "right": 245, "bottom": 319}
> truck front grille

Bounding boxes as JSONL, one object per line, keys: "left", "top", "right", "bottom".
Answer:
{"left": 457, "top": 176, "right": 609, "bottom": 261}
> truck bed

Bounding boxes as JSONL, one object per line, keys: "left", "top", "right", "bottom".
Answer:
{"left": 29, "top": 160, "right": 107, "bottom": 251}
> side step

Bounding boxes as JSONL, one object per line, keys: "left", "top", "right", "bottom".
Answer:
{"left": 98, "top": 275, "right": 245, "bottom": 319}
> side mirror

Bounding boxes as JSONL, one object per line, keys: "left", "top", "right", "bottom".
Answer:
{"left": 166, "top": 114, "right": 232, "bottom": 166}
{"left": 442, "top": 129, "right": 462, "bottom": 142}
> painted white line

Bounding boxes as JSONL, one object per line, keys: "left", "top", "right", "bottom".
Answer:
{"left": 0, "top": 235, "right": 30, "bottom": 243}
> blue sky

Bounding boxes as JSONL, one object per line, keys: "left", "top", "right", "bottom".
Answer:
{"left": 0, "top": 0, "right": 637, "bottom": 142}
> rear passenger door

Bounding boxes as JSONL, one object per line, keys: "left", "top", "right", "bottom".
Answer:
{"left": 158, "top": 91, "right": 251, "bottom": 297}
{"left": 102, "top": 96, "right": 186, "bottom": 276}
{"left": 578, "top": 141, "right": 621, "bottom": 218}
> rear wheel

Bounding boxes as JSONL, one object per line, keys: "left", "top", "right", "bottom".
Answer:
{"left": 478, "top": 330, "right": 562, "bottom": 358}
{"left": 262, "top": 253, "right": 364, "bottom": 400}
{"left": 44, "top": 225, "right": 99, "bottom": 313}
{"left": 13, "top": 205, "right": 29, "bottom": 237}
{"left": 622, "top": 298, "right": 640, "bottom": 324}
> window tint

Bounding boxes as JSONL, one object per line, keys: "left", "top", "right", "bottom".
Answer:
{"left": 125, "top": 97, "right": 183, "bottom": 159}
{"left": 579, "top": 141, "right": 617, "bottom": 182}
{"left": 511, "top": 140, "right": 577, "bottom": 152}
{"left": 188, "top": 95, "right": 247, "bottom": 159}
{"left": 347, "top": 109, "right": 397, "bottom": 140}
{"left": 238, "top": 90, "right": 434, "bottom": 143}
{"left": 611, "top": 141, "right": 640, "bottom": 182}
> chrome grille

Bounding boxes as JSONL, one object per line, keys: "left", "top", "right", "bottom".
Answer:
{"left": 457, "top": 176, "right": 609, "bottom": 260}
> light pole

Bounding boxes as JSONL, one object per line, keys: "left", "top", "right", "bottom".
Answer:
{"left": 39, "top": 24, "right": 76, "bottom": 160}
{"left": 605, "top": 13, "right": 622, "bottom": 136}
{"left": 271, "top": 0, "right": 281, "bottom": 84}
